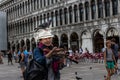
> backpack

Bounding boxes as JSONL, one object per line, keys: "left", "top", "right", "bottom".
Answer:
{"left": 23, "top": 48, "right": 47, "bottom": 80}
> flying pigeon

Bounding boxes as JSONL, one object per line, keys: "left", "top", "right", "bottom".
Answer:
{"left": 34, "top": 19, "right": 52, "bottom": 32}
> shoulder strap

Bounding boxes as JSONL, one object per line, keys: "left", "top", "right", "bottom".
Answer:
{"left": 106, "top": 48, "right": 108, "bottom": 56}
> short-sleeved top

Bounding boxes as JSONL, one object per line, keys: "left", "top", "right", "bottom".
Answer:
{"left": 106, "top": 49, "right": 113, "bottom": 61}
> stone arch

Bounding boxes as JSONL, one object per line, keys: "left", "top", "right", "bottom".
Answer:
{"left": 31, "top": 38, "right": 36, "bottom": 51}
{"left": 81, "top": 30, "right": 93, "bottom": 53}
{"left": 26, "top": 39, "right": 30, "bottom": 51}
{"left": 52, "top": 35, "right": 59, "bottom": 47}
{"left": 93, "top": 29, "right": 104, "bottom": 52}
{"left": 61, "top": 33, "right": 68, "bottom": 49}
{"left": 70, "top": 32, "right": 79, "bottom": 50}
{"left": 106, "top": 27, "right": 119, "bottom": 43}
{"left": 20, "top": 39, "right": 25, "bottom": 48}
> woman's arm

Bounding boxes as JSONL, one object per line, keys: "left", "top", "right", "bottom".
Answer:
{"left": 20, "top": 53, "right": 24, "bottom": 62}
{"left": 112, "top": 53, "right": 117, "bottom": 66}
{"left": 103, "top": 50, "right": 107, "bottom": 66}
{"left": 45, "top": 47, "right": 57, "bottom": 58}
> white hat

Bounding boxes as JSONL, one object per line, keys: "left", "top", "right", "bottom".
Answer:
{"left": 38, "top": 30, "right": 54, "bottom": 39}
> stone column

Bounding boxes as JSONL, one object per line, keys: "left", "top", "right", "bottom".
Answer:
{"left": 67, "top": 9, "right": 70, "bottom": 24}
{"left": 77, "top": 7, "right": 80, "bottom": 22}
{"left": 110, "top": 1, "right": 113, "bottom": 16}
{"left": 72, "top": 8, "right": 75, "bottom": 23}
{"left": 78, "top": 36, "right": 81, "bottom": 49}
{"left": 118, "top": 0, "right": 120, "bottom": 14}
{"left": 68, "top": 33, "right": 70, "bottom": 48}
{"left": 103, "top": 35, "right": 106, "bottom": 48}
{"left": 58, "top": 35, "right": 61, "bottom": 47}
{"left": 95, "top": 1, "right": 98, "bottom": 19}
{"left": 102, "top": 0, "right": 105, "bottom": 18}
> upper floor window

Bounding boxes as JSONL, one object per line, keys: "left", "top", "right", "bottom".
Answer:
{"left": 74, "top": 5, "right": 78, "bottom": 23}
{"left": 104, "top": 0, "right": 110, "bottom": 17}
{"left": 64, "top": 8, "right": 68, "bottom": 24}
{"left": 69, "top": 6, "right": 73, "bottom": 24}
{"left": 59, "top": 9, "right": 63, "bottom": 25}
{"left": 55, "top": 11, "right": 58, "bottom": 26}
{"left": 51, "top": 12, "right": 54, "bottom": 27}
{"left": 79, "top": 3, "right": 84, "bottom": 21}
{"left": 85, "top": 2, "right": 89, "bottom": 20}
{"left": 91, "top": 0, "right": 96, "bottom": 19}
{"left": 112, "top": 0, "right": 118, "bottom": 15}
{"left": 97, "top": 0, "right": 103, "bottom": 18}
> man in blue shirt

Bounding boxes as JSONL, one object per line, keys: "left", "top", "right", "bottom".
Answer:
{"left": 23, "top": 46, "right": 29, "bottom": 67}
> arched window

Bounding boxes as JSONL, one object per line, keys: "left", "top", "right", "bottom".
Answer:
{"left": 25, "top": 1, "right": 27, "bottom": 13}
{"left": 91, "top": 0, "right": 96, "bottom": 19}
{"left": 74, "top": 5, "right": 78, "bottom": 22}
{"left": 43, "top": 14, "right": 46, "bottom": 23}
{"left": 97, "top": 0, "right": 103, "bottom": 18}
{"left": 22, "top": 2, "right": 25, "bottom": 14}
{"left": 51, "top": 12, "right": 54, "bottom": 27}
{"left": 48, "top": 0, "right": 50, "bottom": 5}
{"left": 28, "top": 0, "right": 30, "bottom": 12}
{"left": 34, "top": 0, "right": 36, "bottom": 10}
{"left": 104, "top": 0, "right": 110, "bottom": 17}
{"left": 85, "top": 2, "right": 89, "bottom": 20}
{"left": 22, "top": 21, "right": 25, "bottom": 33}
{"left": 64, "top": 8, "right": 68, "bottom": 24}
{"left": 79, "top": 3, "right": 84, "bottom": 21}
{"left": 40, "top": 15, "right": 42, "bottom": 25}
{"left": 55, "top": 10, "right": 58, "bottom": 26}
{"left": 44, "top": 0, "right": 46, "bottom": 7}
{"left": 69, "top": 6, "right": 73, "bottom": 24}
{"left": 40, "top": 0, "right": 42, "bottom": 8}
{"left": 55, "top": 0, "right": 58, "bottom": 3}
{"left": 20, "top": 4, "right": 22, "bottom": 15}
{"left": 59, "top": 9, "right": 63, "bottom": 25}
{"left": 37, "top": 0, "right": 39, "bottom": 9}
{"left": 112, "top": 0, "right": 118, "bottom": 15}
{"left": 18, "top": 5, "right": 19, "bottom": 16}
{"left": 37, "top": 16, "right": 39, "bottom": 26}
{"left": 47, "top": 13, "right": 50, "bottom": 21}
{"left": 51, "top": 0, "right": 54, "bottom": 4}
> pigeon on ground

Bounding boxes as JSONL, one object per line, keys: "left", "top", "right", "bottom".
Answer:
{"left": 89, "top": 67, "right": 92, "bottom": 70}
{"left": 75, "top": 72, "right": 82, "bottom": 80}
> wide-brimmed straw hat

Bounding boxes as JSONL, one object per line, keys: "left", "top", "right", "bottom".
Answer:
{"left": 38, "top": 30, "right": 54, "bottom": 39}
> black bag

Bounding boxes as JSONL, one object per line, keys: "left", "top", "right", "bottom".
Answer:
{"left": 23, "top": 47, "right": 48, "bottom": 80}
{"left": 24, "top": 59, "right": 47, "bottom": 80}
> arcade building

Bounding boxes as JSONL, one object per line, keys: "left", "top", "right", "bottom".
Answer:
{"left": 0, "top": 0, "right": 120, "bottom": 53}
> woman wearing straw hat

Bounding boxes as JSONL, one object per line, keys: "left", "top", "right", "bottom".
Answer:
{"left": 34, "top": 29, "right": 63, "bottom": 80}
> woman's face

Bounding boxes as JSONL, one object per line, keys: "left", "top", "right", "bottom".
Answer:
{"left": 107, "top": 42, "right": 111, "bottom": 48}
{"left": 41, "top": 37, "right": 52, "bottom": 46}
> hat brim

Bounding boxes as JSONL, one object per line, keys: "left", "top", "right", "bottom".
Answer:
{"left": 39, "top": 35, "right": 54, "bottom": 39}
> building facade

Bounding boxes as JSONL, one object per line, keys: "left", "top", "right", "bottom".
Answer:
{"left": 0, "top": 0, "right": 120, "bottom": 53}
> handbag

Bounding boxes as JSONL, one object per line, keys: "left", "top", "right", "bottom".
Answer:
{"left": 24, "top": 47, "right": 47, "bottom": 80}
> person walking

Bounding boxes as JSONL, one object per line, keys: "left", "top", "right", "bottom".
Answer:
{"left": 23, "top": 46, "right": 29, "bottom": 67}
{"left": 111, "top": 38, "right": 119, "bottom": 74}
{"left": 19, "top": 47, "right": 25, "bottom": 80}
{"left": 7, "top": 50, "right": 13, "bottom": 65}
{"left": 104, "top": 40, "right": 117, "bottom": 80}
{"left": 0, "top": 51, "right": 3, "bottom": 64}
